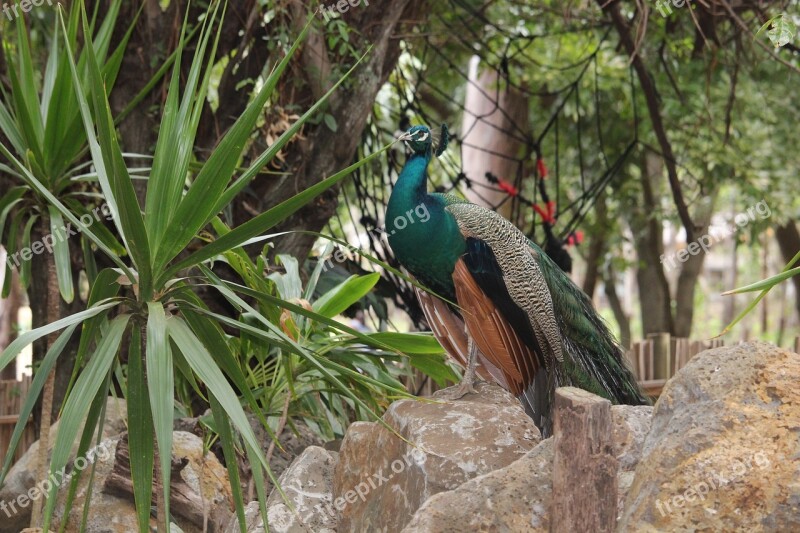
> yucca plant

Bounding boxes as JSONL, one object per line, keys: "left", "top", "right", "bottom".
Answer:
{"left": 0, "top": 2, "right": 134, "bottom": 524}
{"left": 0, "top": 0, "right": 437, "bottom": 530}
{"left": 720, "top": 248, "right": 800, "bottom": 335}
{"left": 213, "top": 244, "right": 456, "bottom": 441}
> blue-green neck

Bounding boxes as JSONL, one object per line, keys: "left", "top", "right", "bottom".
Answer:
{"left": 390, "top": 152, "right": 431, "bottom": 207}
{"left": 387, "top": 150, "right": 465, "bottom": 302}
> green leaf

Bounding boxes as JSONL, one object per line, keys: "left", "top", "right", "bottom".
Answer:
{"left": 145, "top": 1, "right": 223, "bottom": 253}
{"left": 0, "top": 301, "right": 119, "bottom": 372}
{"left": 208, "top": 46, "right": 373, "bottom": 217}
{"left": 313, "top": 273, "right": 380, "bottom": 318}
{"left": 722, "top": 265, "right": 800, "bottom": 295}
{"left": 718, "top": 249, "right": 800, "bottom": 337}
{"left": 0, "top": 131, "right": 136, "bottom": 282}
{"left": 166, "top": 317, "right": 272, "bottom": 473}
{"left": 49, "top": 206, "right": 75, "bottom": 303}
{"left": 62, "top": 375, "right": 113, "bottom": 533}
{"left": 323, "top": 113, "right": 338, "bottom": 132}
{"left": 59, "top": 6, "right": 150, "bottom": 293}
{"left": 364, "top": 332, "right": 445, "bottom": 354}
{"left": 763, "top": 14, "right": 796, "bottom": 48}
{"left": 160, "top": 141, "right": 395, "bottom": 285}
{"left": 153, "top": 11, "right": 312, "bottom": 269}
{"left": 42, "top": 315, "right": 129, "bottom": 528}
{"left": 0, "top": 186, "right": 26, "bottom": 241}
{"left": 65, "top": 269, "right": 122, "bottom": 403}
{"left": 127, "top": 325, "right": 153, "bottom": 533}
{"left": 0, "top": 324, "right": 78, "bottom": 487}
{"left": 210, "top": 393, "right": 247, "bottom": 533}
{"left": 146, "top": 301, "right": 173, "bottom": 531}
{"left": 407, "top": 353, "right": 459, "bottom": 387}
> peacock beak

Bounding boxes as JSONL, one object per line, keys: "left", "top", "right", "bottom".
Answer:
{"left": 397, "top": 131, "right": 414, "bottom": 142}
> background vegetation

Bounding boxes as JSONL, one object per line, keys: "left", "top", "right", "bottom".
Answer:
{"left": 0, "top": 0, "right": 798, "bottom": 529}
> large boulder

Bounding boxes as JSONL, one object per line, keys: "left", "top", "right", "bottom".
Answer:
{"left": 49, "top": 430, "right": 233, "bottom": 532}
{"left": 333, "top": 382, "right": 541, "bottom": 532}
{"left": 619, "top": 341, "right": 800, "bottom": 530}
{"left": 0, "top": 397, "right": 127, "bottom": 531}
{"left": 401, "top": 403, "right": 653, "bottom": 532}
{"left": 402, "top": 438, "right": 554, "bottom": 532}
{"left": 225, "top": 446, "right": 338, "bottom": 533}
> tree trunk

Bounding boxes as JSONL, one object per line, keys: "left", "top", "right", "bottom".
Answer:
{"left": 259, "top": 0, "right": 432, "bottom": 260}
{"left": 0, "top": 259, "right": 21, "bottom": 379}
{"left": 582, "top": 190, "right": 608, "bottom": 299}
{"left": 629, "top": 153, "right": 672, "bottom": 336}
{"left": 775, "top": 220, "right": 800, "bottom": 320}
{"left": 461, "top": 56, "right": 530, "bottom": 219}
{"left": 603, "top": 265, "right": 631, "bottom": 349}
{"left": 672, "top": 190, "right": 716, "bottom": 337}
{"left": 29, "top": 218, "right": 61, "bottom": 526}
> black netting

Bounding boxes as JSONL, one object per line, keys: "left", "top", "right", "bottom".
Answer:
{"left": 325, "top": 3, "right": 641, "bottom": 326}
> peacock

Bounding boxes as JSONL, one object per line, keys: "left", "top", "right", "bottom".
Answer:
{"left": 386, "top": 124, "right": 649, "bottom": 437}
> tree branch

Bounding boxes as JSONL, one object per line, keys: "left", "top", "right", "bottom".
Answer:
{"left": 597, "top": 0, "right": 698, "bottom": 243}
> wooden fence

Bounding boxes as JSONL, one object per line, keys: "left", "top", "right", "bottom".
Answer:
{"left": 0, "top": 376, "right": 36, "bottom": 463}
{"left": 627, "top": 334, "right": 800, "bottom": 397}
{"left": 625, "top": 334, "right": 726, "bottom": 397}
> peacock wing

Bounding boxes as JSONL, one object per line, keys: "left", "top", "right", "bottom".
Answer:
{"left": 413, "top": 285, "right": 507, "bottom": 386}
{"left": 446, "top": 202, "right": 567, "bottom": 434}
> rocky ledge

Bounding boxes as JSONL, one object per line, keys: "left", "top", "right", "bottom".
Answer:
{"left": 234, "top": 341, "right": 799, "bottom": 532}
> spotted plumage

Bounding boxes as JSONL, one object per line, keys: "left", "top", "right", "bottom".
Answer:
{"left": 387, "top": 124, "right": 649, "bottom": 436}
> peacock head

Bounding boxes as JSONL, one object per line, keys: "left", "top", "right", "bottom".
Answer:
{"left": 398, "top": 124, "right": 449, "bottom": 157}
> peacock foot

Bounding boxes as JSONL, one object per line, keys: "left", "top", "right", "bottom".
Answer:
{"left": 436, "top": 379, "right": 479, "bottom": 401}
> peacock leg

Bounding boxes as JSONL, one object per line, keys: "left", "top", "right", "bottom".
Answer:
{"left": 438, "top": 336, "right": 479, "bottom": 400}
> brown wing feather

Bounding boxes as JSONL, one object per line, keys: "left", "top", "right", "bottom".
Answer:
{"left": 414, "top": 285, "right": 501, "bottom": 383}
{"left": 452, "top": 259, "right": 540, "bottom": 395}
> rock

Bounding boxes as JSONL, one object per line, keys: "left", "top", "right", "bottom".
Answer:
{"left": 247, "top": 418, "right": 325, "bottom": 498}
{"left": 48, "top": 430, "right": 233, "bottom": 532}
{"left": 403, "top": 438, "right": 554, "bottom": 532}
{"left": 265, "top": 446, "right": 338, "bottom": 532}
{"left": 224, "top": 502, "right": 265, "bottom": 533}
{"left": 611, "top": 405, "right": 654, "bottom": 516}
{"left": 619, "top": 341, "right": 800, "bottom": 530}
{"left": 224, "top": 446, "right": 338, "bottom": 533}
{"left": 611, "top": 405, "right": 653, "bottom": 472}
{"left": 333, "top": 382, "right": 540, "bottom": 532}
{"left": 0, "top": 396, "right": 127, "bottom": 532}
{"left": 400, "top": 396, "right": 654, "bottom": 532}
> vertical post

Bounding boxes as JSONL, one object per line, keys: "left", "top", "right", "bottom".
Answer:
{"left": 649, "top": 332, "right": 671, "bottom": 380}
{"left": 551, "top": 387, "right": 618, "bottom": 533}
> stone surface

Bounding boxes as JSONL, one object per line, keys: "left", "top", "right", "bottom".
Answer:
{"left": 224, "top": 502, "right": 265, "bottom": 533}
{"left": 248, "top": 418, "right": 325, "bottom": 498}
{"left": 333, "top": 382, "right": 541, "bottom": 532}
{"left": 619, "top": 341, "right": 800, "bottom": 530}
{"left": 611, "top": 404, "right": 654, "bottom": 516}
{"left": 403, "top": 438, "right": 554, "bottom": 532}
{"left": 0, "top": 397, "right": 127, "bottom": 532}
{"left": 611, "top": 405, "right": 653, "bottom": 472}
{"left": 224, "top": 446, "right": 339, "bottom": 533}
{"left": 48, "top": 431, "right": 232, "bottom": 532}
{"left": 400, "top": 400, "right": 654, "bottom": 532}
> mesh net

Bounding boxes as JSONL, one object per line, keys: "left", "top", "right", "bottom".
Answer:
{"left": 324, "top": 3, "right": 641, "bottom": 326}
